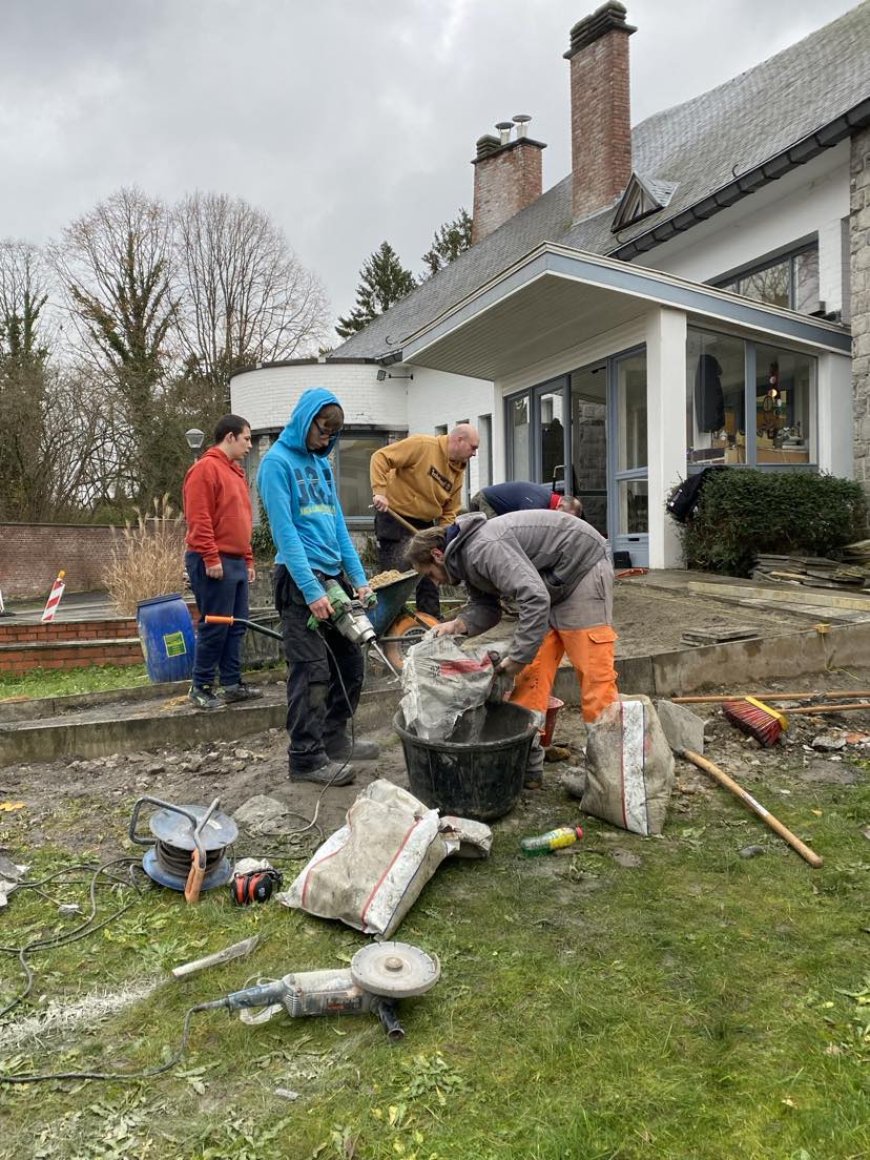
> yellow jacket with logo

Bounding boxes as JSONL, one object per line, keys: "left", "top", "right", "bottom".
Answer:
{"left": 370, "top": 434, "right": 466, "bottom": 525}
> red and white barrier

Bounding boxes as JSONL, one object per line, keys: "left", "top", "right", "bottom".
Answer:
{"left": 41, "top": 571, "right": 66, "bottom": 623}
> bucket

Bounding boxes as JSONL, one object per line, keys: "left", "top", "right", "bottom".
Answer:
{"left": 136, "top": 594, "right": 195, "bottom": 683}
{"left": 540, "top": 696, "right": 565, "bottom": 748}
{"left": 393, "top": 701, "right": 538, "bottom": 821}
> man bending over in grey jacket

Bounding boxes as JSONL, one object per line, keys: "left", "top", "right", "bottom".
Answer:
{"left": 405, "top": 510, "right": 619, "bottom": 787}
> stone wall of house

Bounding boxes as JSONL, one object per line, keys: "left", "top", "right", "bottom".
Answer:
{"left": 851, "top": 125, "right": 870, "bottom": 503}
{"left": 0, "top": 524, "right": 120, "bottom": 600}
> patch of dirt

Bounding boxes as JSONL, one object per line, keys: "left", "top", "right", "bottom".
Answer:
{"left": 2, "top": 581, "right": 869, "bottom": 869}
{"left": 2, "top": 672, "right": 869, "bottom": 868}
{"left": 612, "top": 577, "right": 828, "bottom": 658}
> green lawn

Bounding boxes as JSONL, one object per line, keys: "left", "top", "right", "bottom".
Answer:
{"left": 0, "top": 759, "right": 868, "bottom": 1160}
{"left": 0, "top": 664, "right": 150, "bottom": 702}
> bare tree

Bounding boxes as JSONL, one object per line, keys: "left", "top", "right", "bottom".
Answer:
{"left": 0, "top": 240, "right": 54, "bottom": 519}
{"left": 173, "top": 192, "right": 330, "bottom": 401}
{"left": 51, "top": 188, "right": 177, "bottom": 504}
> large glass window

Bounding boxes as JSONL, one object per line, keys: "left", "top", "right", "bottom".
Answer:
{"left": 477, "top": 414, "right": 493, "bottom": 490}
{"left": 508, "top": 396, "right": 531, "bottom": 479}
{"left": 686, "top": 328, "right": 814, "bottom": 467}
{"left": 570, "top": 364, "right": 607, "bottom": 535}
{"left": 335, "top": 433, "right": 388, "bottom": 518}
{"left": 539, "top": 390, "right": 566, "bottom": 485}
{"left": 753, "top": 343, "right": 811, "bottom": 464}
{"left": 716, "top": 243, "right": 819, "bottom": 315}
{"left": 686, "top": 330, "right": 746, "bottom": 465}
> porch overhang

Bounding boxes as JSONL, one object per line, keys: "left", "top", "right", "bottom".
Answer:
{"left": 399, "top": 244, "right": 851, "bottom": 381}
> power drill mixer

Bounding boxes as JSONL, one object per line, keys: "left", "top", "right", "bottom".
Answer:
{"left": 307, "top": 581, "right": 399, "bottom": 676}
{"left": 206, "top": 582, "right": 400, "bottom": 677}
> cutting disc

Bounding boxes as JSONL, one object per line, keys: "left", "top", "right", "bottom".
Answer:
{"left": 350, "top": 941, "right": 441, "bottom": 998}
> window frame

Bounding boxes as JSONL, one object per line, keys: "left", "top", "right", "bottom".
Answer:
{"left": 712, "top": 238, "right": 819, "bottom": 314}
{"left": 685, "top": 325, "right": 817, "bottom": 474}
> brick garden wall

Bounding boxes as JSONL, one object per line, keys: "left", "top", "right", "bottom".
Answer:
{"left": 0, "top": 617, "right": 143, "bottom": 674}
{"left": 0, "top": 524, "right": 119, "bottom": 599}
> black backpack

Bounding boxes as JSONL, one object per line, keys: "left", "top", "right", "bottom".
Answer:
{"left": 666, "top": 466, "right": 725, "bottom": 524}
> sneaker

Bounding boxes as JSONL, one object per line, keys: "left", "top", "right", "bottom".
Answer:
{"left": 325, "top": 736, "right": 380, "bottom": 761}
{"left": 289, "top": 760, "right": 356, "bottom": 787}
{"left": 220, "top": 683, "right": 264, "bottom": 704}
{"left": 188, "top": 685, "right": 225, "bottom": 711}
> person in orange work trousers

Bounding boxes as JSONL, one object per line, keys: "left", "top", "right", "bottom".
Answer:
{"left": 182, "top": 414, "right": 262, "bottom": 711}
{"left": 404, "top": 509, "right": 618, "bottom": 787}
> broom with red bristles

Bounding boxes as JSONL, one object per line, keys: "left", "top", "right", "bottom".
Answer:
{"left": 722, "top": 696, "right": 788, "bottom": 747}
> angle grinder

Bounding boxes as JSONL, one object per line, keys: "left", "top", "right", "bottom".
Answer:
{"left": 197, "top": 941, "right": 440, "bottom": 1041}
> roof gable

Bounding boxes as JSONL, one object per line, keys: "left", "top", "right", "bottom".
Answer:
{"left": 611, "top": 172, "right": 678, "bottom": 231}
{"left": 334, "top": 2, "right": 869, "bottom": 362}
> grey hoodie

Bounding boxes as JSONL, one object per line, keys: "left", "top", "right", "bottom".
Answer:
{"left": 443, "top": 510, "right": 608, "bottom": 664}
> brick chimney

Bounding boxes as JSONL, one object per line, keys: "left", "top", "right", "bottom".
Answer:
{"left": 564, "top": 1, "right": 636, "bottom": 222}
{"left": 471, "top": 115, "right": 546, "bottom": 244}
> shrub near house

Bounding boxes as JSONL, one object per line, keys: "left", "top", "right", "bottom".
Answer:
{"left": 676, "top": 470, "right": 868, "bottom": 577}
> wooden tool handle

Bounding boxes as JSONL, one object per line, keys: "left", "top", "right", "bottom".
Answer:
{"left": 678, "top": 748, "right": 823, "bottom": 868}
{"left": 204, "top": 614, "right": 234, "bottom": 624}
{"left": 672, "top": 690, "right": 870, "bottom": 704}
{"left": 370, "top": 504, "right": 420, "bottom": 535}
{"left": 786, "top": 703, "right": 870, "bottom": 715}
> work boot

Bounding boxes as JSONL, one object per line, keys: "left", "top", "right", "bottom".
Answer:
{"left": 325, "top": 735, "right": 380, "bottom": 761}
{"left": 188, "top": 685, "right": 225, "bottom": 711}
{"left": 220, "top": 682, "right": 264, "bottom": 704}
{"left": 289, "top": 759, "right": 356, "bottom": 787}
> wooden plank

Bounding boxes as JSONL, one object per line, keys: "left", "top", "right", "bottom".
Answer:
{"left": 688, "top": 579, "right": 870, "bottom": 614}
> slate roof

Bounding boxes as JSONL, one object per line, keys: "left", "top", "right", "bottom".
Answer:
{"left": 334, "top": 1, "right": 870, "bottom": 361}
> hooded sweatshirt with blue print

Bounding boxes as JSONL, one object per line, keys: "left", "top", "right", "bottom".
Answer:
{"left": 257, "top": 387, "right": 367, "bottom": 606}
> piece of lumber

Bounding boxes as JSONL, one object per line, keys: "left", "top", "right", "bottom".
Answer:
{"left": 171, "top": 934, "right": 261, "bottom": 979}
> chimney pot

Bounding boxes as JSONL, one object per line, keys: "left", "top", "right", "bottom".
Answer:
{"left": 513, "top": 114, "right": 532, "bottom": 138}
{"left": 495, "top": 121, "right": 513, "bottom": 146}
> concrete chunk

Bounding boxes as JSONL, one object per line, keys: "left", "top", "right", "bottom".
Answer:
{"left": 655, "top": 699, "right": 706, "bottom": 755}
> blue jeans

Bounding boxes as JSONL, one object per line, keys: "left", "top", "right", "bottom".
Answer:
{"left": 185, "top": 551, "right": 249, "bottom": 688}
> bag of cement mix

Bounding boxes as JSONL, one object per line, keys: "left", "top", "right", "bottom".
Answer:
{"left": 279, "top": 779, "right": 492, "bottom": 938}
{"left": 581, "top": 694, "right": 674, "bottom": 836}
{"left": 399, "top": 630, "right": 498, "bottom": 741}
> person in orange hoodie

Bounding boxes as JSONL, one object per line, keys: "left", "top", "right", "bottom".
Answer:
{"left": 183, "top": 414, "right": 262, "bottom": 711}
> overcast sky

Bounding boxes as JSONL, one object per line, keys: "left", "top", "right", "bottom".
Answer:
{"left": 0, "top": 0, "right": 858, "bottom": 338}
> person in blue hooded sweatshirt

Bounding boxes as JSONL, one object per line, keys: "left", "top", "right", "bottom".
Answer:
{"left": 257, "top": 388, "right": 379, "bottom": 786}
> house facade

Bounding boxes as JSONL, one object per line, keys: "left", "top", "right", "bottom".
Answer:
{"left": 232, "top": 1, "right": 869, "bottom": 569}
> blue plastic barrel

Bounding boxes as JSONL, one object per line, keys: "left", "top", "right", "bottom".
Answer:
{"left": 136, "top": 594, "right": 195, "bottom": 683}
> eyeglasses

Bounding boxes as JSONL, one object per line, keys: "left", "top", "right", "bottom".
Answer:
{"left": 312, "top": 417, "right": 342, "bottom": 438}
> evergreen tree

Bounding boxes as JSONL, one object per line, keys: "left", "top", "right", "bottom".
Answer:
{"left": 421, "top": 208, "right": 473, "bottom": 277}
{"left": 336, "top": 242, "right": 415, "bottom": 338}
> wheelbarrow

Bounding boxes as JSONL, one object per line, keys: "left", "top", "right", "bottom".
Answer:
{"left": 366, "top": 570, "right": 439, "bottom": 673}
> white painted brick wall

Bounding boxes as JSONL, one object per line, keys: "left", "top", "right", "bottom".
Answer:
{"left": 231, "top": 362, "right": 410, "bottom": 430}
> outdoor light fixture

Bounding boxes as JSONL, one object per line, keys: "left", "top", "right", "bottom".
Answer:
{"left": 185, "top": 428, "right": 205, "bottom": 460}
{"left": 376, "top": 370, "right": 413, "bottom": 382}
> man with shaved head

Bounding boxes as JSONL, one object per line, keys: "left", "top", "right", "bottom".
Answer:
{"left": 370, "top": 423, "right": 479, "bottom": 619}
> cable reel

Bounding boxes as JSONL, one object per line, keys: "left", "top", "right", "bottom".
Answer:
{"left": 129, "top": 796, "right": 238, "bottom": 901}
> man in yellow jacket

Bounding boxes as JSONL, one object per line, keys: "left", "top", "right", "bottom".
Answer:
{"left": 370, "top": 424, "right": 479, "bottom": 618}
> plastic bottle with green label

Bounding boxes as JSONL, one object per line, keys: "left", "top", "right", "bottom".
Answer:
{"left": 520, "top": 825, "right": 583, "bottom": 856}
